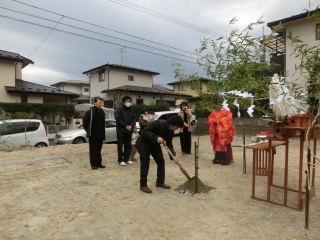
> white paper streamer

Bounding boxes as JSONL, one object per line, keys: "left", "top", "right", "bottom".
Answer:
{"left": 247, "top": 105, "right": 255, "bottom": 117}
{"left": 233, "top": 98, "right": 241, "bottom": 117}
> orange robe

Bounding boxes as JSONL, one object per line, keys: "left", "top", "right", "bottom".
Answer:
{"left": 208, "top": 108, "right": 235, "bottom": 152}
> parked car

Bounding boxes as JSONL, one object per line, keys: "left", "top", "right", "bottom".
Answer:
{"left": 174, "top": 108, "right": 197, "bottom": 125}
{"left": 54, "top": 119, "right": 117, "bottom": 144}
{"left": 0, "top": 119, "right": 49, "bottom": 150}
{"left": 136, "top": 110, "right": 197, "bottom": 135}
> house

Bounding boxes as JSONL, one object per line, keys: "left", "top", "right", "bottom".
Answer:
{"left": 0, "top": 49, "right": 79, "bottom": 104}
{"left": 51, "top": 80, "right": 90, "bottom": 104}
{"left": 167, "top": 77, "right": 212, "bottom": 109}
{"left": 266, "top": 9, "right": 320, "bottom": 87}
{"left": 82, "top": 64, "right": 191, "bottom": 109}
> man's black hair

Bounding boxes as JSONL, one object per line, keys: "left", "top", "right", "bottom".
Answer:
{"left": 94, "top": 96, "right": 103, "bottom": 103}
{"left": 122, "top": 95, "right": 132, "bottom": 103}
{"left": 167, "top": 115, "right": 184, "bottom": 128}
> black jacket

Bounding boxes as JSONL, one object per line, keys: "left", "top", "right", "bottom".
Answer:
{"left": 83, "top": 106, "right": 106, "bottom": 139}
{"left": 115, "top": 105, "right": 136, "bottom": 133}
{"left": 139, "top": 119, "right": 176, "bottom": 157}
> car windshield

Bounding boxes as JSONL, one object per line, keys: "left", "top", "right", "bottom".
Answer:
{"left": 78, "top": 124, "right": 84, "bottom": 129}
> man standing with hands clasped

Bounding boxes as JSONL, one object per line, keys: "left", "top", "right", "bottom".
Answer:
{"left": 83, "top": 97, "right": 106, "bottom": 170}
{"left": 115, "top": 96, "right": 137, "bottom": 166}
{"left": 136, "top": 115, "right": 184, "bottom": 193}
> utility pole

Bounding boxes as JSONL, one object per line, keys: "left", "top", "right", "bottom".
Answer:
{"left": 118, "top": 47, "right": 127, "bottom": 65}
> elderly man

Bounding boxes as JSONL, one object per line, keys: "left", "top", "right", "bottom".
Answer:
{"left": 83, "top": 97, "right": 106, "bottom": 170}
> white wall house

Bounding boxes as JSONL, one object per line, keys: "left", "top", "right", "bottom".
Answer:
{"left": 267, "top": 9, "right": 320, "bottom": 88}
{"left": 51, "top": 80, "right": 90, "bottom": 104}
{"left": 0, "top": 49, "right": 78, "bottom": 104}
{"left": 83, "top": 64, "right": 191, "bottom": 109}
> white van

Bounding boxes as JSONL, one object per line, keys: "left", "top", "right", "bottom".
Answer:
{"left": 0, "top": 119, "right": 49, "bottom": 150}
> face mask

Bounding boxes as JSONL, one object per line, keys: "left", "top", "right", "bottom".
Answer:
{"left": 125, "top": 102, "right": 131, "bottom": 107}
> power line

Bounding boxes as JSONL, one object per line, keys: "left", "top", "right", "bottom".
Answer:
{"left": 11, "top": 0, "right": 201, "bottom": 56}
{"left": 108, "top": 0, "right": 222, "bottom": 37}
{"left": 1, "top": 6, "right": 200, "bottom": 60}
{"left": 0, "top": 14, "right": 199, "bottom": 65}
{"left": 157, "top": 0, "right": 226, "bottom": 26}
{"left": 28, "top": 15, "right": 64, "bottom": 58}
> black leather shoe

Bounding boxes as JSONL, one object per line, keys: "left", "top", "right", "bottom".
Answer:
{"left": 155, "top": 183, "right": 171, "bottom": 189}
{"left": 98, "top": 164, "right": 106, "bottom": 168}
{"left": 92, "top": 166, "right": 98, "bottom": 170}
{"left": 140, "top": 186, "right": 152, "bottom": 193}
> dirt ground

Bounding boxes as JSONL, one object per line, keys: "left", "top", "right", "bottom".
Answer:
{"left": 0, "top": 135, "right": 319, "bottom": 240}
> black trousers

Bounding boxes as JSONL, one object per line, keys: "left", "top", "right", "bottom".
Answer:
{"left": 179, "top": 129, "right": 191, "bottom": 153}
{"left": 117, "top": 131, "right": 132, "bottom": 163}
{"left": 89, "top": 136, "right": 103, "bottom": 167}
{"left": 136, "top": 138, "right": 165, "bottom": 187}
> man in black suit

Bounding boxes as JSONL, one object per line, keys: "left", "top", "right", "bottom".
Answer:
{"left": 83, "top": 97, "right": 106, "bottom": 170}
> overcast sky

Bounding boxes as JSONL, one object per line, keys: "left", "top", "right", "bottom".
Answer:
{"left": 0, "top": 0, "right": 318, "bottom": 88}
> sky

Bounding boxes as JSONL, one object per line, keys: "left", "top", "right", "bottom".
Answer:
{"left": 0, "top": 0, "right": 319, "bottom": 88}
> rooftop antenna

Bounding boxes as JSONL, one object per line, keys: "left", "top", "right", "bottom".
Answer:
{"left": 118, "top": 47, "right": 127, "bottom": 65}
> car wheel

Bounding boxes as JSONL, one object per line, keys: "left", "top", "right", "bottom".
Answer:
{"left": 191, "top": 120, "right": 195, "bottom": 125}
{"left": 35, "top": 142, "right": 48, "bottom": 147}
{"left": 73, "top": 137, "right": 86, "bottom": 144}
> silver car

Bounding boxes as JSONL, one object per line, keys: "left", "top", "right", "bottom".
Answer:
{"left": 54, "top": 119, "right": 117, "bottom": 144}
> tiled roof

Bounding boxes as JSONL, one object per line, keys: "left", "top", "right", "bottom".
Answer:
{"left": 0, "top": 49, "right": 34, "bottom": 68}
{"left": 83, "top": 64, "right": 160, "bottom": 75}
{"left": 267, "top": 9, "right": 318, "bottom": 28}
{"left": 167, "top": 77, "right": 212, "bottom": 85}
{"left": 71, "top": 94, "right": 90, "bottom": 101}
{"left": 101, "top": 84, "right": 192, "bottom": 97}
{"left": 51, "top": 79, "right": 89, "bottom": 87}
{"left": 5, "top": 79, "right": 79, "bottom": 98}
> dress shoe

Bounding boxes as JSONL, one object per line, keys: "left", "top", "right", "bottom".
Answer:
{"left": 140, "top": 186, "right": 152, "bottom": 193}
{"left": 92, "top": 166, "right": 98, "bottom": 170}
{"left": 98, "top": 164, "right": 106, "bottom": 168}
{"left": 155, "top": 183, "right": 171, "bottom": 189}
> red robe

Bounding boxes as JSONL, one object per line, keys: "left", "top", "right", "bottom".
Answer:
{"left": 208, "top": 108, "right": 235, "bottom": 152}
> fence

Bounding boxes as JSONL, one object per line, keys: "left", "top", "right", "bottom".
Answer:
{"left": 192, "top": 118, "right": 273, "bottom": 136}
{"left": 46, "top": 125, "right": 71, "bottom": 134}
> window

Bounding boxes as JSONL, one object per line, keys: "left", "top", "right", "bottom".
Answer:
{"left": 316, "top": 23, "right": 320, "bottom": 40}
{"left": 21, "top": 95, "right": 28, "bottom": 103}
{"left": 83, "top": 87, "right": 89, "bottom": 92}
{"left": 104, "top": 100, "right": 113, "bottom": 108}
{"left": 136, "top": 99, "right": 143, "bottom": 105}
{"left": 0, "top": 123, "right": 14, "bottom": 135}
{"left": 128, "top": 75, "right": 134, "bottom": 81}
{"left": 14, "top": 122, "right": 40, "bottom": 133}
{"left": 99, "top": 72, "right": 105, "bottom": 82}
{"left": 106, "top": 121, "right": 117, "bottom": 128}
{"left": 178, "top": 84, "right": 186, "bottom": 91}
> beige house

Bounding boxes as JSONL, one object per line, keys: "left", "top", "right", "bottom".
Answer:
{"left": 0, "top": 50, "right": 79, "bottom": 104}
{"left": 51, "top": 80, "right": 90, "bottom": 104}
{"left": 167, "top": 78, "right": 212, "bottom": 109}
{"left": 267, "top": 9, "right": 320, "bottom": 87}
{"left": 83, "top": 64, "right": 191, "bottom": 109}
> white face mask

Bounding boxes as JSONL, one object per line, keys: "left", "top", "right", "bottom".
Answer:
{"left": 125, "top": 102, "right": 132, "bottom": 107}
